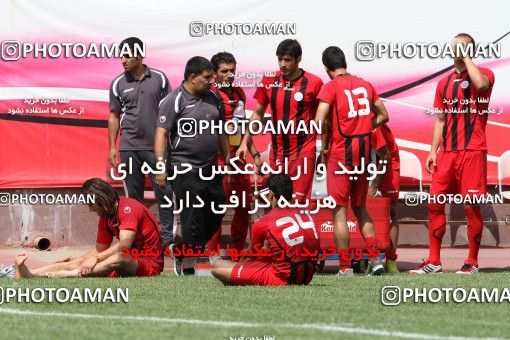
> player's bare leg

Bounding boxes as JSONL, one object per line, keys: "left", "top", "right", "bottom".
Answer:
{"left": 41, "top": 253, "right": 139, "bottom": 278}
{"left": 352, "top": 205, "right": 384, "bottom": 275}
{"left": 352, "top": 205, "right": 375, "bottom": 238}
{"left": 15, "top": 254, "right": 87, "bottom": 279}
{"left": 46, "top": 269, "right": 80, "bottom": 278}
{"left": 15, "top": 254, "right": 34, "bottom": 278}
{"left": 333, "top": 206, "right": 353, "bottom": 276}
{"left": 211, "top": 259, "right": 237, "bottom": 284}
{"left": 87, "top": 253, "right": 138, "bottom": 277}
{"left": 30, "top": 255, "right": 86, "bottom": 276}
{"left": 333, "top": 206, "right": 349, "bottom": 249}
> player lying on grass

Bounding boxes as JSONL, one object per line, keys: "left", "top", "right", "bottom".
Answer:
{"left": 211, "top": 174, "right": 321, "bottom": 286}
{"left": 15, "top": 178, "right": 163, "bottom": 278}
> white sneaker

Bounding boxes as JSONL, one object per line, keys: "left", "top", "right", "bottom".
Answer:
{"left": 337, "top": 267, "right": 354, "bottom": 277}
{"left": 0, "top": 265, "right": 15, "bottom": 278}
{"left": 367, "top": 258, "right": 385, "bottom": 276}
{"left": 168, "top": 244, "right": 183, "bottom": 276}
{"left": 409, "top": 261, "right": 443, "bottom": 274}
{"left": 456, "top": 262, "right": 479, "bottom": 275}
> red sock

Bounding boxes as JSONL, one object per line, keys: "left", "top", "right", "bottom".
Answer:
{"left": 465, "top": 206, "right": 483, "bottom": 266}
{"left": 206, "top": 227, "right": 221, "bottom": 254}
{"left": 338, "top": 248, "right": 351, "bottom": 269}
{"left": 428, "top": 203, "right": 446, "bottom": 265}
{"left": 365, "top": 236, "right": 379, "bottom": 258}
{"left": 386, "top": 250, "right": 398, "bottom": 261}
{"left": 231, "top": 208, "right": 250, "bottom": 251}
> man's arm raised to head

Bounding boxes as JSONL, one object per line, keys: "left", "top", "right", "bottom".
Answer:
{"left": 464, "top": 58, "right": 491, "bottom": 91}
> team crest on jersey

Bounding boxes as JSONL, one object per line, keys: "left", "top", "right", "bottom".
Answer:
{"left": 294, "top": 92, "right": 303, "bottom": 102}
{"left": 124, "top": 206, "right": 131, "bottom": 214}
{"left": 460, "top": 80, "right": 470, "bottom": 89}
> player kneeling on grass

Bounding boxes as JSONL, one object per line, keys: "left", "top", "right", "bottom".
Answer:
{"left": 15, "top": 178, "right": 163, "bottom": 278}
{"left": 211, "top": 174, "right": 320, "bottom": 286}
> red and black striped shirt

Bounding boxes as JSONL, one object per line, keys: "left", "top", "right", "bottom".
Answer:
{"left": 254, "top": 70, "right": 323, "bottom": 161}
{"left": 434, "top": 67, "right": 494, "bottom": 151}
{"left": 212, "top": 85, "right": 246, "bottom": 160}
{"left": 317, "top": 74, "right": 379, "bottom": 167}
{"left": 212, "top": 85, "right": 246, "bottom": 121}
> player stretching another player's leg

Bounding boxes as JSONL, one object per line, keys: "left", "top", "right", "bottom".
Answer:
{"left": 315, "top": 46, "right": 389, "bottom": 277}
{"left": 410, "top": 33, "right": 494, "bottom": 275}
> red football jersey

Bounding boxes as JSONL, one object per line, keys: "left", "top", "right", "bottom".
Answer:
{"left": 251, "top": 208, "right": 320, "bottom": 284}
{"left": 212, "top": 85, "right": 246, "bottom": 121}
{"left": 254, "top": 70, "right": 323, "bottom": 161}
{"left": 212, "top": 85, "right": 246, "bottom": 160}
{"left": 433, "top": 67, "right": 495, "bottom": 151}
{"left": 96, "top": 197, "right": 163, "bottom": 264}
{"left": 317, "top": 74, "right": 379, "bottom": 167}
{"left": 371, "top": 124, "right": 400, "bottom": 170}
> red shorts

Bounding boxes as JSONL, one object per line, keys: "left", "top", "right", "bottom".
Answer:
{"left": 430, "top": 150, "right": 487, "bottom": 197}
{"left": 380, "top": 168, "right": 400, "bottom": 201}
{"left": 230, "top": 260, "right": 287, "bottom": 286}
{"left": 270, "top": 154, "right": 316, "bottom": 202}
{"left": 107, "top": 257, "right": 163, "bottom": 278}
{"left": 327, "top": 160, "right": 368, "bottom": 207}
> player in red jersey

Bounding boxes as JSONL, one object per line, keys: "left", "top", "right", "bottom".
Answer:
{"left": 15, "top": 178, "right": 163, "bottom": 278}
{"left": 315, "top": 46, "right": 389, "bottom": 277}
{"left": 411, "top": 34, "right": 495, "bottom": 275}
{"left": 211, "top": 174, "right": 320, "bottom": 286}
{"left": 236, "top": 39, "right": 324, "bottom": 202}
{"left": 206, "top": 52, "right": 261, "bottom": 255}
{"left": 369, "top": 125, "right": 400, "bottom": 273}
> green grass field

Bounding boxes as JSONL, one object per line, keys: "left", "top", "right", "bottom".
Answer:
{"left": 1, "top": 272, "right": 510, "bottom": 339}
